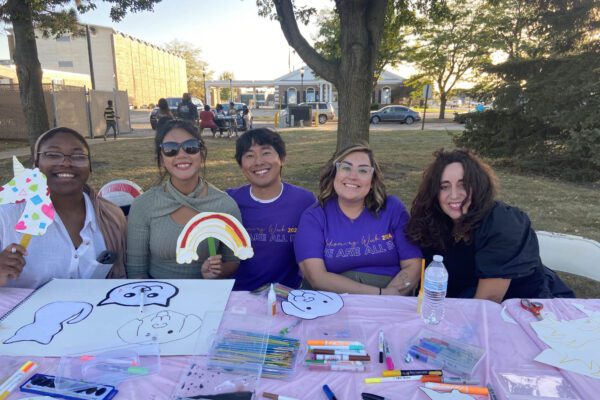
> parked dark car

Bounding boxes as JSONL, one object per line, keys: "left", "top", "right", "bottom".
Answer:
{"left": 149, "top": 97, "right": 203, "bottom": 129}
{"left": 298, "top": 102, "right": 336, "bottom": 124}
{"left": 369, "top": 105, "right": 420, "bottom": 125}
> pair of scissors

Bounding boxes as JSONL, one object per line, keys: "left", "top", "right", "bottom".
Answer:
{"left": 521, "top": 298, "right": 544, "bottom": 320}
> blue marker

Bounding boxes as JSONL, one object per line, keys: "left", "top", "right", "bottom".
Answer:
{"left": 322, "top": 384, "right": 338, "bottom": 400}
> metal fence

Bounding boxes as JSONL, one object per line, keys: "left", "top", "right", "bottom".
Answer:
{"left": 0, "top": 83, "right": 131, "bottom": 140}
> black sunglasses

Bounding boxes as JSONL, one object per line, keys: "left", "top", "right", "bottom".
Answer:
{"left": 160, "top": 139, "right": 202, "bottom": 157}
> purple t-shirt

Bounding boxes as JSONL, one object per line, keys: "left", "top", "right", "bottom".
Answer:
{"left": 227, "top": 182, "right": 316, "bottom": 291}
{"left": 294, "top": 196, "right": 422, "bottom": 276}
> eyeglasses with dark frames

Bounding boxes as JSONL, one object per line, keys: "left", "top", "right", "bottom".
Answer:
{"left": 37, "top": 151, "right": 90, "bottom": 166}
{"left": 160, "top": 139, "right": 202, "bottom": 157}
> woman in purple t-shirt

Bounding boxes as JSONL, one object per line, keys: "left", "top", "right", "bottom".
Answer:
{"left": 294, "top": 144, "right": 422, "bottom": 295}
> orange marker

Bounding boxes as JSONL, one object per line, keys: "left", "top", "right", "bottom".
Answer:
{"left": 424, "top": 382, "right": 489, "bottom": 396}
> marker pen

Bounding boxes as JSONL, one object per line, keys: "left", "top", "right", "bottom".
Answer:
{"left": 487, "top": 384, "right": 499, "bottom": 400}
{"left": 424, "top": 382, "right": 489, "bottom": 396}
{"left": 322, "top": 384, "right": 338, "bottom": 400}
{"left": 263, "top": 392, "right": 301, "bottom": 400}
{"left": 378, "top": 330, "right": 384, "bottom": 363}
{"left": 311, "top": 349, "right": 368, "bottom": 356}
{"left": 308, "top": 345, "right": 364, "bottom": 351}
{"left": 383, "top": 339, "right": 394, "bottom": 370}
{"left": 314, "top": 354, "right": 370, "bottom": 361}
{"left": 362, "top": 393, "right": 392, "bottom": 400}
{"left": 365, "top": 375, "right": 423, "bottom": 384}
{"left": 307, "top": 340, "right": 363, "bottom": 346}
{"left": 382, "top": 369, "right": 443, "bottom": 377}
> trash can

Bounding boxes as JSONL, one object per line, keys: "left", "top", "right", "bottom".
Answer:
{"left": 287, "top": 105, "right": 312, "bottom": 127}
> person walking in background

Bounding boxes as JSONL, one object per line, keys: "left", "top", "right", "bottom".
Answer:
{"left": 155, "top": 98, "right": 174, "bottom": 132}
{"left": 177, "top": 93, "right": 199, "bottom": 125}
{"left": 103, "top": 100, "right": 118, "bottom": 141}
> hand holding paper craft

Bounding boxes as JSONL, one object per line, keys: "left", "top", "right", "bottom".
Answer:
{"left": 0, "top": 156, "right": 54, "bottom": 248}
{"left": 176, "top": 212, "right": 253, "bottom": 264}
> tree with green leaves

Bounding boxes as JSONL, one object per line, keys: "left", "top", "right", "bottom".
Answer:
{"left": 313, "top": 3, "right": 416, "bottom": 85}
{"left": 0, "top": 0, "right": 161, "bottom": 151}
{"left": 164, "top": 40, "right": 210, "bottom": 101}
{"left": 219, "top": 71, "right": 235, "bottom": 102}
{"left": 257, "top": 0, "right": 442, "bottom": 149}
{"left": 407, "top": 0, "right": 493, "bottom": 119}
{"left": 456, "top": 0, "right": 600, "bottom": 181}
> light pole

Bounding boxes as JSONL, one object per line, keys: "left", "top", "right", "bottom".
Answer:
{"left": 203, "top": 70, "right": 207, "bottom": 105}
{"left": 299, "top": 67, "right": 305, "bottom": 104}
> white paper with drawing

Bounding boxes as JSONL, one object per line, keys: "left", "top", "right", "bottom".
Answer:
{"left": 532, "top": 304, "right": 600, "bottom": 379}
{"left": 0, "top": 279, "right": 234, "bottom": 357}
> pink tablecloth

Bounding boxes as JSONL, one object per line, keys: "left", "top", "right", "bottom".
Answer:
{"left": 1, "top": 288, "right": 597, "bottom": 399}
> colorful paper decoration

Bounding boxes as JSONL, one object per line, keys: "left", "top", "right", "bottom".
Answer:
{"left": 176, "top": 212, "right": 253, "bottom": 264}
{"left": 0, "top": 157, "right": 54, "bottom": 247}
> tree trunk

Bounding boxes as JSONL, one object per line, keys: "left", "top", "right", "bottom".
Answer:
{"left": 7, "top": 0, "right": 50, "bottom": 155}
{"left": 273, "top": 0, "right": 387, "bottom": 150}
{"left": 335, "top": 0, "right": 386, "bottom": 149}
{"left": 438, "top": 92, "right": 447, "bottom": 119}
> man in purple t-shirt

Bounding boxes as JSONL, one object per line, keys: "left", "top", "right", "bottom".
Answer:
{"left": 227, "top": 128, "right": 316, "bottom": 291}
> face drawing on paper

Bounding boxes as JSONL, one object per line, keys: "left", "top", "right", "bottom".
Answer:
{"left": 3, "top": 302, "right": 93, "bottom": 345}
{"left": 533, "top": 304, "right": 600, "bottom": 378}
{"left": 281, "top": 290, "right": 344, "bottom": 320}
{"left": 420, "top": 388, "right": 477, "bottom": 400}
{"left": 97, "top": 281, "right": 179, "bottom": 307}
{"left": 117, "top": 310, "right": 202, "bottom": 344}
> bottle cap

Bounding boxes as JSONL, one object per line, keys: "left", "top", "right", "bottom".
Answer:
{"left": 433, "top": 255, "right": 444, "bottom": 262}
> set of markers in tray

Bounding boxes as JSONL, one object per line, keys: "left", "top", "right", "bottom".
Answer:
{"left": 304, "top": 339, "right": 371, "bottom": 372}
{"left": 406, "top": 330, "right": 485, "bottom": 376}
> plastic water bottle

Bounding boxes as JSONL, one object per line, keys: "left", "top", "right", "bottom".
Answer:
{"left": 421, "top": 255, "right": 448, "bottom": 325}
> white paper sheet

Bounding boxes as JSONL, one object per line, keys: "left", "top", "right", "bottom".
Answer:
{"left": 0, "top": 279, "right": 234, "bottom": 357}
{"left": 532, "top": 304, "right": 600, "bottom": 379}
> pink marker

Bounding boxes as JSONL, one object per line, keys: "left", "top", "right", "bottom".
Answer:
{"left": 384, "top": 339, "right": 395, "bottom": 370}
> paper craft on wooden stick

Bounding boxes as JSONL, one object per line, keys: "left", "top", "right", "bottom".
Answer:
{"left": 176, "top": 212, "right": 253, "bottom": 263}
{"left": 0, "top": 156, "right": 54, "bottom": 248}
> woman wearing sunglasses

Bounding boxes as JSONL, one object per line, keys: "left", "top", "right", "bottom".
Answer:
{"left": 126, "top": 119, "right": 241, "bottom": 280}
{"left": 293, "top": 144, "right": 422, "bottom": 295}
{"left": 0, "top": 127, "right": 127, "bottom": 288}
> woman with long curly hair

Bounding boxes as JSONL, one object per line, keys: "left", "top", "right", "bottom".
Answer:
{"left": 406, "top": 148, "right": 574, "bottom": 302}
{"left": 294, "top": 144, "right": 422, "bottom": 295}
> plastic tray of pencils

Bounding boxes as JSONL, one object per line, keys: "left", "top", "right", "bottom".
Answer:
{"left": 302, "top": 317, "right": 372, "bottom": 372}
{"left": 406, "top": 328, "right": 485, "bottom": 377}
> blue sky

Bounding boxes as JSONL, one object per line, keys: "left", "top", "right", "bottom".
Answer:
{"left": 0, "top": 0, "right": 415, "bottom": 80}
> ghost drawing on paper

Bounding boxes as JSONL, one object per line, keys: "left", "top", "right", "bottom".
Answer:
{"left": 97, "top": 281, "right": 179, "bottom": 308}
{"left": 3, "top": 302, "right": 93, "bottom": 345}
{"left": 117, "top": 310, "right": 202, "bottom": 344}
{"left": 420, "top": 388, "right": 477, "bottom": 400}
{"left": 532, "top": 304, "right": 600, "bottom": 379}
{"left": 281, "top": 290, "right": 343, "bottom": 320}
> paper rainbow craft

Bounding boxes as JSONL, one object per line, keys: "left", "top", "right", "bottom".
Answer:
{"left": 176, "top": 212, "right": 253, "bottom": 264}
{"left": 0, "top": 156, "right": 54, "bottom": 246}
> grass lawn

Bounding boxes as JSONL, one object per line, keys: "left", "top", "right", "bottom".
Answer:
{"left": 1, "top": 129, "right": 598, "bottom": 297}
{"left": 0, "top": 139, "right": 29, "bottom": 151}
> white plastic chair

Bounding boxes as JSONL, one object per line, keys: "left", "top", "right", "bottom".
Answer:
{"left": 536, "top": 231, "right": 600, "bottom": 282}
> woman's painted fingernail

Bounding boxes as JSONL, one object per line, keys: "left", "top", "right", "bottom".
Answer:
{"left": 11, "top": 247, "right": 16, "bottom": 254}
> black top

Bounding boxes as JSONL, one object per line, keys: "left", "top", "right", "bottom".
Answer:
{"left": 422, "top": 202, "right": 575, "bottom": 300}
